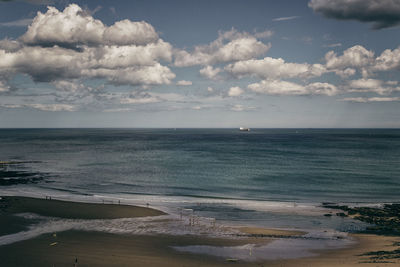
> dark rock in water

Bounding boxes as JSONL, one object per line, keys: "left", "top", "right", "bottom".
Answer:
{"left": 322, "top": 202, "right": 336, "bottom": 206}
{"left": 0, "top": 161, "right": 49, "bottom": 186}
{"left": 360, "top": 249, "right": 400, "bottom": 260}
{"left": 336, "top": 212, "right": 347, "bottom": 217}
{"left": 324, "top": 203, "right": 400, "bottom": 236}
{"left": 323, "top": 213, "right": 333, "bottom": 217}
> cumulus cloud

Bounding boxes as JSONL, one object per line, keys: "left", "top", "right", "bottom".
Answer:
{"left": 174, "top": 28, "right": 271, "bottom": 67}
{"left": 306, "top": 82, "right": 338, "bottom": 96}
{"left": 82, "top": 64, "right": 175, "bottom": 86}
{"left": 347, "top": 78, "right": 400, "bottom": 95}
{"left": 323, "top": 44, "right": 400, "bottom": 77}
{"left": 216, "top": 43, "right": 400, "bottom": 98}
{"left": 248, "top": 80, "right": 309, "bottom": 95}
{"left": 226, "top": 57, "right": 326, "bottom": 80}
{"left": 50, "top": 80, "right": 105, "bottom": 104}
{"left": 199, "top": 65, "right": 222, "bottom": 80}
{"left": 373, "top": 46, "right": 400, "bottom": 71}
{"left": 248, "top": 80, "right": 337, "bottom": 96}
{"left": 20, "top": 5, "right": 159, "bottom": 47}
{"left": 225, "top": 44, "right": 400, "bottom": 82}
{"left": 120, "top": 91, "right": 161, "bottom": 104}
{"left": 309, "top": 0, "right": 400, "bottom": 29}
{"left": 325, "top": 45, "right": 374, "bottom": 68}
{"left": 53, "top": 80, "right": 87, "bottom": 92}
{"left": 0, "top": 39, "right": 22, "bottom": 51}
{"left": 20, "top": 5, "right": 105, "bottom": 47}
{"left": 228, "top": 86, "right": 244, "bottom": 97}
{"left": 0, "top": 4, "right": 175, "bottom": 86}
{"left": 103, "top": 19, "right": 159, "bottom": 46}
{"left": 176, "top": 80, "right": 192, "bottom": 86}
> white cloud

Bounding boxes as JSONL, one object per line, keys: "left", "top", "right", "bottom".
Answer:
{"left": 347, "top": 78, "right": 400, "bottom": 95}
{"left": 248, "top": 80, "right": 337, "bottom": 96}
{"left": 230, "top": 104, "right": 256, "bottom": 112}
{"left": 324, "top": 45, "right": 374, "bottom": 77}
{"left": 0, "top": 4, "right": 175, "bottom": 86}
{"left": 174, "top": 28, "right": 271, "bottom": 67}
{"left": 89, "top": 40, "right": 173, "bottom": 68}
{"left": 225, "top": 44, "right": 400, "bottom": 86}
{"left": 21, "top": 5, "right": 105, "bottom": 46}
{"left": 82, "top": 64, "right": 175, "bottom": 86}
{"left": 322, "top": 44, "right": 400, "bottom": 77}
{"left": 20, "top": 5, "right": 159, "bottom": 47}
{"left": 199, "top": 65, "right": 222, "bottom": 80}
{"left": 341, "top": 97, "right": 400, "bottom": 103}
{"left": 228, "top": 86, "right": 244, "bottom": 97}
{"left": 248, "top": 80, "right": 309, "bottom": 95}
{"left": 53, "top": 80, "right": 85, "bottom": 92}
{"left": 272, "top": 16, "right": 300, "bottom": 22}
{"left": 323, "top": 43, "right": 342, "bottom": 48}
{"left": 373, "top": 46, "right": 400, "bottom": 72}
{"left": 103, "top": 108, "right": 132, "bottom": 112}
{"left": 226, "top": 57, "right": 326, "bottom": 80}
{"left": 50, "top": 80, "right": 103, "bottom": 104}
{"left": 0, "top": 39, "right": 22, "bottom": 52}
{"left": 0, "top": 104, "right": 22, "bottom": 109}
{"left": 176, "top": 80, "right": 192, "bottom": 86}
{"left": 120, "top": 91, "right": 160, "bottom": 104}
{"left": 103, "top": 19, "right": 159, "bottom": 46}
{"left": 306, "top": 82, "right": 338, "bottom": 96}
{"left": 0, "top": 103, "right": 76, "bottom": 111}
{"left": 253, "top": 30, "right": 274, "bottom": 39}
{"left": 28, "top": 103, "right": 76, "bottom": 111}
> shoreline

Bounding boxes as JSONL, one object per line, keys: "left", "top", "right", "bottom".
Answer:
{"left": 0, "top": 196, "right": 399, "bottom": 266}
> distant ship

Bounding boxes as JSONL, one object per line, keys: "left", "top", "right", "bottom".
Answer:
{"left": 239, "top": 127, "right": 250, "bottom": 131}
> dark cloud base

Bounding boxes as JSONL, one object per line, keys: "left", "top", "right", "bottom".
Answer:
{"left": 309, "top": 0, "right": 400, "bottom": 29}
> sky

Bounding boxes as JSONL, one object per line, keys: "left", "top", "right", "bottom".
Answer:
{"left": 0, "top": 0, "right": 400, "bottom": 128}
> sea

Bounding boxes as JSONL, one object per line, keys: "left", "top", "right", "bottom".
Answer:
{"left": 1, "top": 128, "right": 399, "bottom": 257}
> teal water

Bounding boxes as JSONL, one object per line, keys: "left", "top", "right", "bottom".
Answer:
{"left": 0, "top": 128, "right": 399, "bottom": 230}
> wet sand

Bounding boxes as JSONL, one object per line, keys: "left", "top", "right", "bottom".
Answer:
{"left": 269, "top": 234, "right": 400, "bottom": 267}
{"left": 1, "top": 196, "right": 399, "bottom": 266}
{"left": 0, "top": 196, "right": 165, "bottom": 220}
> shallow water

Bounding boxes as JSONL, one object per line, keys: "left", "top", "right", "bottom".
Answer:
{"left": 172, "top": 235, "right": 355, "bottom": 261}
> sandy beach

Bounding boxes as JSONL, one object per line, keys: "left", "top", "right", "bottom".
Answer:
{"left": 0, "top": 196, "right": 399, "bottom": 266}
